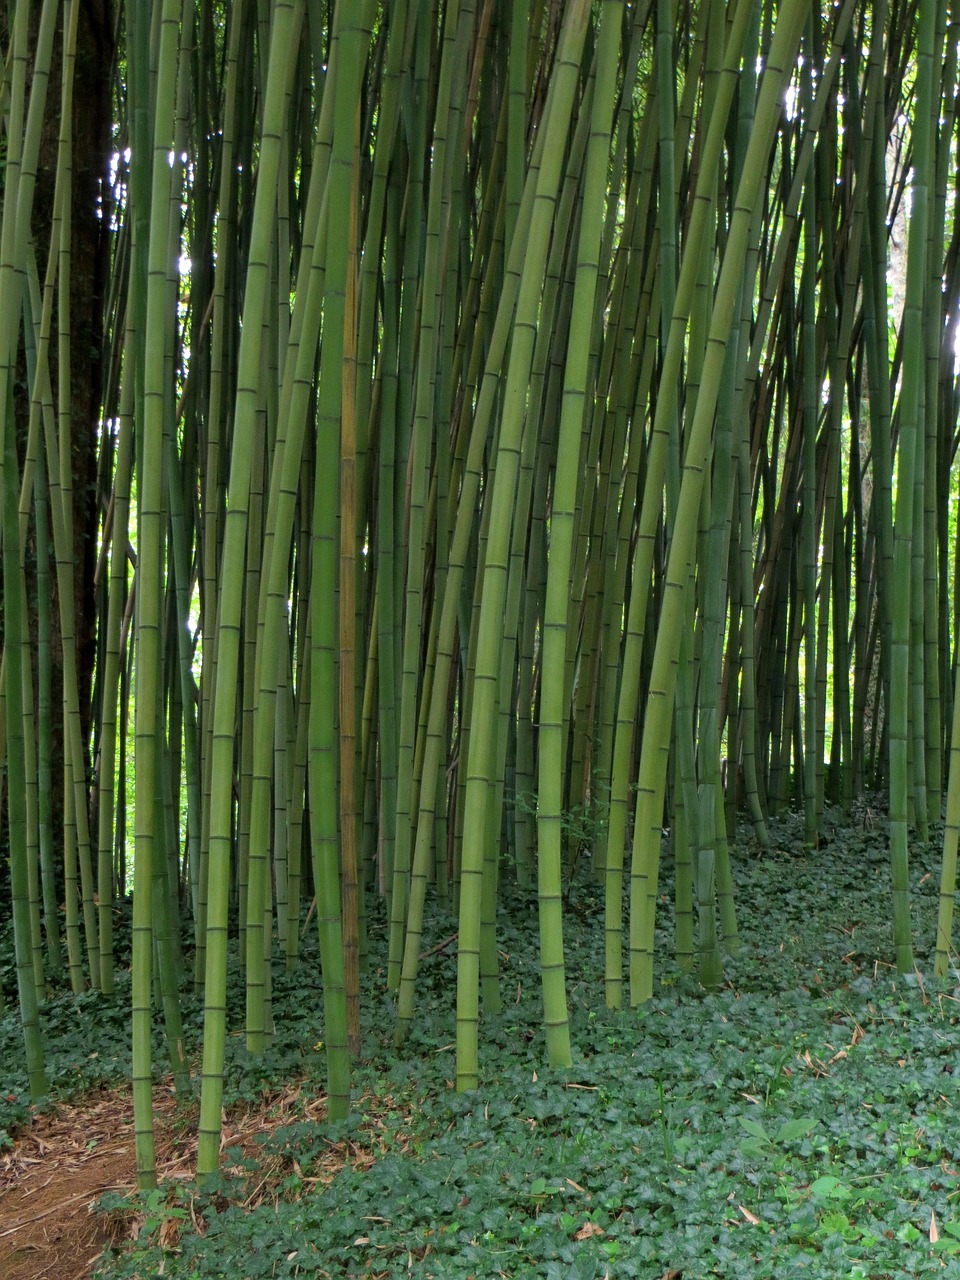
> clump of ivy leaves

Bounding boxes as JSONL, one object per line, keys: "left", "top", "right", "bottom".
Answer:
{"left": 0, "top": 898, "right": 328, "bottom": 1149}
{"left": 7, "top": 804, "right": 960, "bottom": 1279}
{"left": 0, "top": 901, "right": 138, "bottom": 1148}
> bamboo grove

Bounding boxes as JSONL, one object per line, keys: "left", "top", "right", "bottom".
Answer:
{"left": 1, "top": 0, "right": 960, "bottom": 1189}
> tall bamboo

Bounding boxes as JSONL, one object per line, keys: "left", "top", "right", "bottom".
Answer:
{"left": 197, "top": 0, "right": 306, "bottom": 1181}
{"left": 457, "top": 0, "right": 591, "bottom": 1090}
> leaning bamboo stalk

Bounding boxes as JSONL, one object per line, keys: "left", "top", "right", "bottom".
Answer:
{"left": 456, "top": 0, "right": 591, "bottom": 1090}
{"left": 196, "top": 0, "right": 306, "bottom": 1181}
{"left": 601, "top": 0, "right": 755, "bottom": 1005}
{"left": 394, "top": 145, "right": 541, "bottom": 1044}
{"left": 388, "top": 0, "right": 475, "bottom": 990}
{"left": 630, "top": 0, "right": 809, "bottom": 1005}
{"left": 537, "top": 0, "right": 622, "bottom": 1070}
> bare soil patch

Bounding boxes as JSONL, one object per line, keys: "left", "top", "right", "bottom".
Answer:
{"left": 0, "top": 1089, "right": 147, "bottom": 1280}
{"left": 0, "top": 1083, "right": 318, "bottom": 1280}
{"left": 0, "top": 1077, "right": 420, "bottom": 1280}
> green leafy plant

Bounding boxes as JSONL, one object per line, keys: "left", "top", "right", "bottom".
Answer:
{"left": 737, "top": 1112, "right": 820, "bottom": 1161}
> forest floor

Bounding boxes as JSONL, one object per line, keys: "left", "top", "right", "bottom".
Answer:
{"left": 3, "top": 803, "right": 960, "bottom": 1279}
{"left": 0, "top": 1090, "right": 138, "bottom": 1280}
{"left": 0, "top": 1078, "right": 380, "bottom": 1280}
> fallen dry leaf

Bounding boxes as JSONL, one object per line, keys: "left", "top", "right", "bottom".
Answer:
{"left": 574, "top": 1221, "right": 604, "bottom": 1241}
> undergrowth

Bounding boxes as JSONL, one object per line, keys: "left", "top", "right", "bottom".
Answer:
{"left": 4, "top": 805, "right": 960, "bottom": 1278}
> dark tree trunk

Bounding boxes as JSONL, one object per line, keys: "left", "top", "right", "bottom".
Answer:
{"left": 71, "top": 0, "right": 115, "bottom": 752}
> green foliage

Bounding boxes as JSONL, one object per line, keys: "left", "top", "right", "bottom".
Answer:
{"left": 0, "top": 913, "right": 335, "bottom": 1150}
{"left": 8, "top": 811, "right": 929, "bottom": 1277}
{"left": 513, "top": 784, "right": 610, "bottom": 867}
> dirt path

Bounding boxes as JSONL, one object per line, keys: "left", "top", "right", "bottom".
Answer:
{"left": 0, "top": 1079, "right": 398, "bottom": 1280}
{"left": 0, "top": 1090, "right": 152, "bottom": 1280}
{"left": 0, "top": 1084, "right": 307, "bottom": 1280}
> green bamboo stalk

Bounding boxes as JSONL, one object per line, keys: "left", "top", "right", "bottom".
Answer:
{"left": 601, "top": 0, "right": 755, "bottom": 1006}
{"left": 54, "top": 0, "right": 100, "bottom": 986}
{"left": 923, "top": 5, "right": 955, "bottom": 822}
{"left": 394, "top": 108, "right": 544, "bottom": 1044}
{"left": 95, "top": 369, "right": 133, "bottom": 996}
{"left": 0, "top": 0, "right": 72, "bottom": 992}
{"left": 338, "top": 97, "right": 362, "bottom": 1060}
{"left": 25, "top": 292, "right": 62, "bottom": 977}
{"left": 799, "top": 28, "right": 819, "bottom": 848}
{"left": 888, "top": 0, "right": 938, "bottom": 973}
{"left": 388, "top": 0, "right": 474, "bottom": 989}
{"left": 862, "top": 0, "right": 894, "bottom": 789}
{"left": 22, "top": 595, "right": 45, "bottom": 1010}
{"left": 197, "top": 0, "right": 307, "bottom": 1179}
{"left": 130, "top": 0, "right": 185, "bottom": 1191}
{"left": 456, "top": 0, "right": 591, "bottom": 1090}
{"left": 241, "top": 1, "right": 341, "bottom": 998}
{"left": 0, "top": 0, "right": 61, "bottom": 1096}
{"left": 630, "top": 0, "right": 809, "bottom": 1005}
{"left": 165, "top": 413, "right": 201, "bottom": 948}
{"left": 152, "top": 741, "right": 191, "bottom": 1095}
{"left": 537, "top": 0, "right": 621, "bottom": 1069}
{"left": 5, "top": 422, "right": 48, "bottom": 1099}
